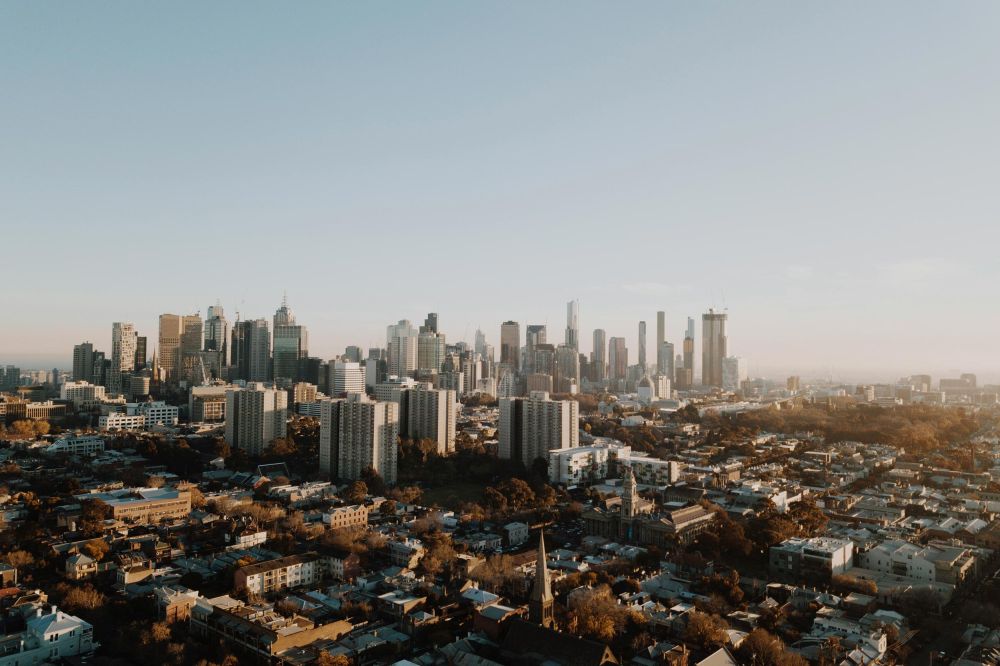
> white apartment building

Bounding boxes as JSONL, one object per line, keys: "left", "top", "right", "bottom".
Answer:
{"left": 235, "top": 554, "right": 322, "bottom": 596}
{"left": 330, "top": 361, "right": 365, "bottom": 395}
{"left": 225, "top": 384, "right": 288, "bottom": 456}
{"left": 499, "top": 391, "right": 579, "bottom": 468}
{"left": 0, "top": 607, "right": 95, "bottom": 666}
{"left": 858, "top": 539, "right": 977, "bottom": 584}
{"left": 769, "top": 537, "right": 854, "bottom": 578}
{"left": 60, "top": 381, "right": 107, "bottom": 409}
{"left": 98, "top": 401, "right": 180, "bottom": 430}
{"left": 46, "top": 435, "right": 105, "bottom": 456}
{"left": 319, "top": 394, "right": 399, "bottom": 483}
{"left": 374, "top": 376, "right": 419, "bottom": 402}
{"left": 548, "top": 441, "right": 630, "bottom": 485}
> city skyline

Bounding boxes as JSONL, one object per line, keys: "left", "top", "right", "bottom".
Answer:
{"left": 2, "top": 3, "right": 999, "bottom": 381}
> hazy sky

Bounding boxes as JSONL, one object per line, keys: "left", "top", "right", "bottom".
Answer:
{"left": 2, "top": 2, "right": 999, "bottom": 382}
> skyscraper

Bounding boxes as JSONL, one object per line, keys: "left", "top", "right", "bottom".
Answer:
{"left": 525, "top": 324, "right": 547, "bottom": 373}
{"left": 656, "top": 311, "right": 666, "bottom": 372}
{"left": 134, "top": 336, "right": 147, "bottom": 370}
{"left": 109, "top": 322, "right": 137, "bottom": 395}
{"left": 500, "top": 321, "right": 520, "bottom": 370}
{"left": 158, "top": 314, "right": 182, "bottom": 382}
{"left": 609, "top": 336, "right": 628, "bottom": 382}
{"left": 565, "top": 300, "right": 579, "bottom": 351}
{"left": 231, "top": 318, "right": 271, "bottom": 382}
{"left": 72, "top": 342, "right": 95, "bottom": 383}
{"left": 591, "top": 329, "right": 607, "bottom": 381}
{"left": 702, "top": 309, "right": 728, "bottom": 387}
{"left": 273, "top": 298, "right": 308, "bottom": 385}
{"left": 204, "top": 303, "right": 229, "bottom": 366}
{"left": 397, "top": 384, "right": 457, "bottom": 455}
{"left": 319, "top": 393, "right": 399, "bottom": 483}
{"left": 417, "top": 331, "right": 446, "bottom": 372}
{"left": 722, "top": 356, "right": 747, "bottom": 392}
{"left": 554, "top": 344, "right": 580, "bottom": 393}
{"left": 386, "top": 320, "right": 418, "bottom": 378}
{"left": 638, "top": 320, "right": 647, "bottom": 371}
{"left": 683, "top": 316, "right": 695, "bottom": 376}
{"left": 179, "top": 314, "right": 204, "bottom": 384}
{"left": 421, "top": 312, "right": 439, "bottom": 334}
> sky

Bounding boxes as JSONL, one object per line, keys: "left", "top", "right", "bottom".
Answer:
{"left": 2, "top": 2, "right": 999, "bottom": 383}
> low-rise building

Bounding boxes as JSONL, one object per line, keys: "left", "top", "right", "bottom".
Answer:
{"left": 234, "top": 553, "right": 323, "bottom": 596}
{"left": 769, "top": 537, "right": 854, "bottom": 580}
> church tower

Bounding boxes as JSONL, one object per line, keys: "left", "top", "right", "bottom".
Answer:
{"left": 622, "top": 466, "right": 638, "bottom": 520}
{"left": 529, "top": 530, "right": 554, "bottom": 628}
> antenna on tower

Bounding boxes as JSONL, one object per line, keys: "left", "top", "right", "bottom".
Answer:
{"left": 281, "top": 290, "right": 288, "bottom": 309}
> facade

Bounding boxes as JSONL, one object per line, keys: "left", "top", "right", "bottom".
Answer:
{"left": 60, "top": 381, "right": 107, "bottom": 409}
{"left": 235, "top": 553, "right": 323, "bottom": 596}
{"left": 99, "top": 401, "right": 180, "bottom": 430}
{"left": 225, "top": 384, "right": 288, "bottom": 455}
{"left": 204, "top": 303, "right": 229, "bottom": 366}
{"left": 655, "top": 311, "right": 666, "bottom": 372}
{"left": 548, "top": 441, "right": 630, "bottom": 485}
{"left": 565, "top": 299, "right": 579, "bottom": 351}
{"left": 273, "top": 305, "right": 308, "bottom": 386}
{"left": 701, "top": 309, "right": 727, "bottom": 387}
{"left": 79, "top": 487, "right": 192, "bottom": 523}
{"left": 500, "top": 321, "right": 521, "bottom": 370}
{"left": 769, "top": 537, "right": 854, "bottom": 580}
{"left": 330, "top": 360, "right": 364, "bottom": 395}
{"left": 608, "top": 337, "right": 628, "bottom": 383}
{"left": 638, "top": 320, "right": 647, "bottom": 371}
{"left": 722, "top": 356, "right": 747, "bottom": 392}
{"left": 318, "top": 394, "right": 399, "bottom": 483}
{"left": 398, "top": 385, "right": 457, "bottom": 454}
{"left": 387, "top": 320, "right": 418, "bottom": 378}
{"left": 158, "top": 314, "right": 182, "bottom": 383}
{"left": 109, "top": 322, "right": 137, "bottom": 395}
{"left": 72, "top": 342, "right": 95, "bottom": 384}
{"left": 858, "top": 540, "right": 977, "bottom": 585}
{"left": 322, "top": 504, "right": 370, "bottom": 530}
{"left": 554, "top": 344, "right": 580, "bottom": 394}
{"left": 46, "top": 435, "right": 105, "bottom": 456}
{"left": 499, "top": 391, "right": 579, "bottom": 468}
{"left": 417, "top": 332, "right": 446, "bottom": 372}
{"left": 231, "top": 318, "right": 271, "bottom": 382}
{"left": 189, "top": 384, "right": 233, "bottom": 422}
{"left": 591, "top": 329, "right": 607, "bottom": 381}
{"left": 0, "top": 607, "right": 95, "bottom": 666}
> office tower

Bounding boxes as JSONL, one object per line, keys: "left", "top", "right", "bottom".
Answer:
{"left": 683, "top": 317, "right": 695, "bottom": 374}
{"left": 109, "top": 322, "right": 137, "bottom": 395}
{"left": 609, "top": 337, "right": 628, "bottom": 382}
{"left": 565, "top": 300, "right": 579, "bottom": 350}
{"left": 273, "top": 298, "right": 308, "bottom": 385}
{"left": 421, "top": 312, "right": 439, "bottom": 335}
{"left": 526, "top": 373, "right": 554, "bottom": 393}
{"left": 319, "top": 393, "right": 399, "bottom": 483}
{"left": 330, "top": 360, "right": 365, "bottom": 396}
{"left": 158, "top": 314, "right": 182, "bottom": 382}
{"left": 91, "top": 351, "right": 107, "bottom": 387}
{"left": 499, "top": 391, "right": 579, "bottom": 468}
{"left": 787, "top": 376, "right": 801, "bottom": 392}
{"left": 224, "top": 383, "right": 288, "bottom": 456}
{"left": 397, "top": 385, "right": 457, "bottom": 454}
{"left": 526, "top": 325, "right": 547, "bottom": 350}
{"left": 438, "top": 370, "right": 465, "bottom": 395}
{"left": 530, "top": 343, "right": 556, "bottom": 379}
{"left": 591, "top": 329, "right": 607, "bottom": 381}
{"left": 555, "top": 344, "right": 580, "bottom": 393}
{"left": 0, "top": 366, "right": 19, "bottom": 391}
{"left": 204, "top": 303, "right": 229, "bottom": 366}
{"left": 461, "top": 353, "right": 482, "bottom": 396}
{"left": 344, "top": 346, "right": 363, "bottom": 363}
{"left": 386, "top": 320, "right": 418, "bottom": 378}
{"left": 134, "top": 336, "right": 147, "bottom": 370}
{"left": 232, "top": 318, "right": 272, "bottom": 382}
{"left": 659, "top": 341, "right": 675, "bottom": 381}
{"left": 702, "top": 310, "right": 728, "bottom": 387}
{"left": 722, "top": 356, "right": 747, "bottom": 392}
{"left": 500, "top": 321, "right": 520, "bottom": 370}
{"left": 417, "top": 332, "right": 446, "bottom": 372}
{"left": 179, "top": 314, "right": 204, "bottom": 384}
{"left": 638, "top": 321, "right": 647, "bottom": 371}
{"left": 298, "top": 357, "right": 322, "bottom": 386}
{"left": 656, "top": 311, "right": 666, "bottom": 371}
{"left": 72, "top": 342, "right": 95, "bottom": 383}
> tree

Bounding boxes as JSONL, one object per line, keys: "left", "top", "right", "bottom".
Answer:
{"left": 79, "top": 498, "right": 113, "bottom": 535}
{"left": 360, "top": 467, "right": 386, "bottom": 496}
{"left": 740, "top": 628, "right": 808, "bottom": 666}
{"left": 315, "top": 653, "right": 351, "bottom": 666}
{"left": 4, "top": 550, "right": 35, "bottom": 569}
{"left": 61, "top": 584, "right": 106, "bottom": 611}
{"left": 343, "top": 481, "right": 368, "bottom": 504}
{"left": 566, "top": 585, "right": 639, "bottom": 644}
{"left": 82, "top": 539, "right": 110, "bottom": 562}
{"left": 683, "top": 610, "right": 729, "bottom": 651}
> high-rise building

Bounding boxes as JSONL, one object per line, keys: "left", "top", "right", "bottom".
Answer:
{"left": 500, "top": 321, "right": 520, "bottom": 370}
{"left": 319, "top": 394, "right": 399, "bottom": 483}
{"left": 109, "top": 322, "right": 137, "bottom": 395}
{"left": 386, "top": 320, "right": 418, "bottom": 378}
{"left": 273, "top": 298, "right": 308, "bottom": 385}
{"left": 397, "top": 385, "right": 457, "bottom": 454}
{"left": 609, "top": 337, "right": 628, "bottom": 382}
{"left": 72, "top": 342, "right": 95, "bottom": 383}
{"left": 722, "top": 356, "right": 747, "bottom": 392}
{"left": 565, "top": 300, "right": 579, "bottom": 351}
{"left": 499, "top": 391, "right": 579, "bottom": 469}
{"left": 787, "top": 376, "right": 801, "bottom": 393}
{"left": 659, "top": 341, "right": 675, "bottom": 382}
{"left": 638, "top": 321, "right": 647, "bottom": 371}
{"left": 702, "top": 310, "right": 728, "bottom": 387}
{"left": 158, "top": 314, "right": 182, "bottom": 382}
{"left": 656, "top": 311, "right": 666, "bottom": 372}
{"left": 134, "top": 336, "right": 147, "bottom": 371}
{"left": 591, "top": 329, "right": 607, "bottom": 381}
{"left": 524, "top": 324, "right": 547, "bottom": 374}
{"left": 417, "top": 332, "right": 446, "bottom": 372}
{"left": 0, "top": 366, "right": 20, "bottom": 391}
{"left": 204, "top": 303, "right": 229, "bottom": 366}
{"left": 421, "top": 312, "right": 439, "bottom": 335}
{"left": 529, "top": 344, "right": 556, "bottom": 379}
{"left": 683, "top": 317, "right": 695, "bottom": 375}
{"left": 555, "top": 344, "right": 580, "bottom": 394}
{"left": 330, "top": 360, "right": 365, "bottom": 396}
{"left": 231, "top": 318, "right": 271, "bottom": 382}
{"left": 225, "top": 383, "right": 288, "bottom": 456}
{"left": 179, "top": 314, "right": 204, "bottom": 384}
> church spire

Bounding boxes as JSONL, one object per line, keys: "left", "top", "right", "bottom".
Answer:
{"left": 529, "top": 529, "right": 554, "bottom": 628}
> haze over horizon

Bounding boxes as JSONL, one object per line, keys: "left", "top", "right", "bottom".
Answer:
{"left": 2, "top": 2, "right": 999, "bottom": 383}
